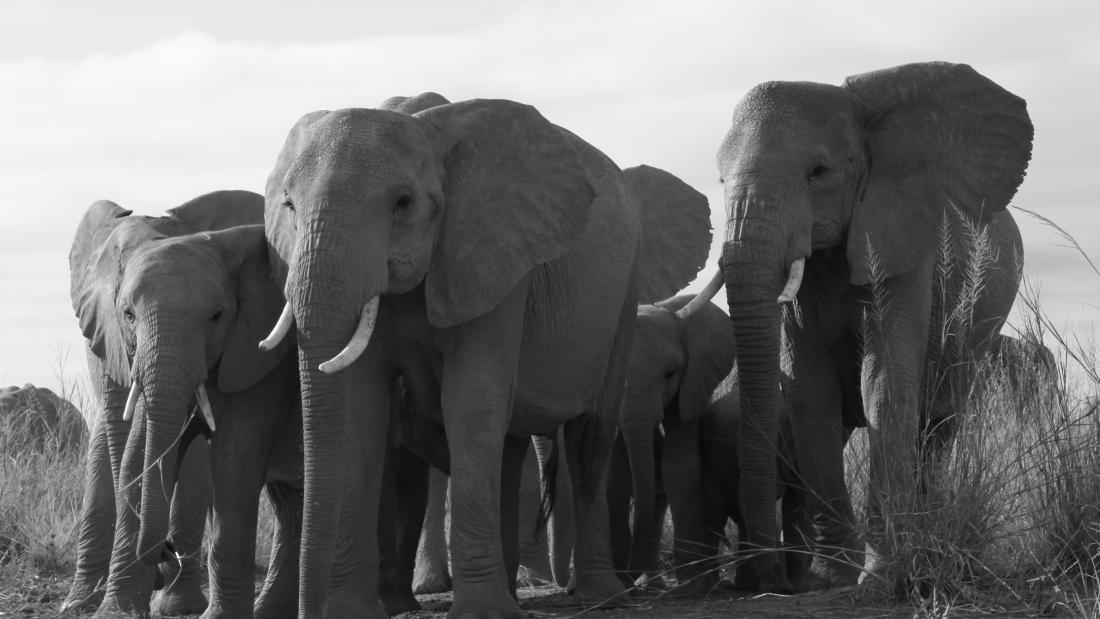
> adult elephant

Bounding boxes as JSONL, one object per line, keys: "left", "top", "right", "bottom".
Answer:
{"left": 0, "top": 383, "right": 85, "bottom": 453}
{"left": 679, "top": 61, "right": 1033, "bottom": 592}
{"left": 66, "top": 191, "right": 297, "bottom": 617}
{"left": 260, "top": 92, "right": 708, "bottom": 616}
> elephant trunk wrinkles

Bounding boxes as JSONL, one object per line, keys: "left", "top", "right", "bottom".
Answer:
{"left": 134, "top": 338, "right": 201, "bottom": 564}
{"left": 721, "top": 233, "right": 786, "bottom": 582}
{"left": 290, "top": 208, "right": 388, "bottom": 615}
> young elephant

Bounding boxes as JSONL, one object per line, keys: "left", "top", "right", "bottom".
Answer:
{"left": 67, "top": 190, "right": 299, "bottom": 618}
{"left": 699, "top": 389, "right": 813, "bottom": 592}
{"left": 607, "top": 296, "right": 735, "bottom": 591}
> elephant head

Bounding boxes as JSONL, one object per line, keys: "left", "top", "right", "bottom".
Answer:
{"left": 678, "top": 62, "right": 1034, "bottom": 588}
{"left": 69, "top": 190, "right": 287, "bottom": 562}
{"left": 261, "top": 94, "right": 600, "bottom": 612}
{"left": 0, "top": 384, "right": 85, "bottom": 453}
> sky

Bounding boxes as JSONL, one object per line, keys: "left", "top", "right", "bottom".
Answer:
{"left": 1, "top": 0, "right": 1097, "bottom": 397}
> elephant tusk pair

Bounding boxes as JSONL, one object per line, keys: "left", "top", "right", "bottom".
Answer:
{"left": 776, "top": 257, "right": 805, "bottom": 304}
{"left": 318, "top": 297, "right": 380, "bottom": 374}
{"left": 674, "top": 257, "right": 806, "bottom": 319}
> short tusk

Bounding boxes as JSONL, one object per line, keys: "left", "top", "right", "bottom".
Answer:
{"left": 319, "top": 296, "right": 380, "bottom": 374}
{"left": 195, "top": 384, "right": 216, "bottom": 433}
{"left": 123, "top": 375, "right": 141, "bottom": 422}
{"left": 777, "top": 258, "right": 805, "bottom": 304}
{"left": 657, "top": 422, "right": 666, "bottom": 438}
{"left": 259, "top": 302, "right": 294, "bottom": 352}
{"left": 674, "top": 269, "right": 724, "bottom": 320}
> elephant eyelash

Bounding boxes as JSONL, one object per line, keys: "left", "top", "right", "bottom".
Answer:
{"left": 282, "top": 189, "right": 295, "bottom": 212}
{"left": 210, "top": 310, "right": 223, "bottom": 323}
{"left": 122, "top": 307, "right": 136, "bottom": 323}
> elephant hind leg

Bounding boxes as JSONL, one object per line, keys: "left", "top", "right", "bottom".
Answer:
{"left": 413, "top": 468, "right": 452, "bottom": 594}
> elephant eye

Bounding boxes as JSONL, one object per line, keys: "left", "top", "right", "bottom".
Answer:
{"left": 210, "top": 310, "right": 223, "bottom": 324}
{"left": 122, "top": 307, "right": 136, "bottom": 323}
{"left": 393, "top": 193, "right": 413, "bottom": 224}
{"left": 282, "top": 190, "right": 295, "bottom": 212}
{"left": 808, "top": 165, "right": 830, "bottom": 182}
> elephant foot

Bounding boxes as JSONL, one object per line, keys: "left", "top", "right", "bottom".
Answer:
{"left": 448, "top": 585, "right": 527, "bottom": 619}
{"left": 569, "top": 570, "right": 627, "bottom": 607}
{"left": 150, "top": 560, "right": 208, "bottom": 616}
{"left": 326, "top": 598, "right": 388, "bottom": 619}
{"left": 92, "top": 595, "right": 151, "bottom": 619}
{"left": 380, "top": 588, "right": 421, "bottom": 615}
{"left": 61, "top": 580, "right": 105, "bottom": 614}
{"left": 748, "top": 556, "right": 794, "bottom": 595}
{"left": 413, "top": 566, "right": 453, "bottom": 594}
{"left": 631, "top": 571, "right": 668, "bottom": 593}
{"left": 808, "top": 550, "right": 863, "bottom": 589}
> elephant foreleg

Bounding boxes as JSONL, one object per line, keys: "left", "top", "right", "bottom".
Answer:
{"left": 63, "top": 353, "right": 129, "bottom": 614}
{"left": 516, "top": 441, "right": 553, "bottom": 583}
{"left": 662, "top": 418, "right": 715, "bottom": 592}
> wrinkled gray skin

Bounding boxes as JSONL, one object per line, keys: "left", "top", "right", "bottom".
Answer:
{"left": 607, "top": 297, "right": 734, "bottom": 591}
{"left": 987, "top": 333, "right": 1059, "bottom": 394}
{"left": 0, "top": 383, "right": 85, "bottom": 453}
{"left": 699, "top": 390, "right": 813, "bottom": 591}
{"left": 684, "top": 61, "right": 1033, "bottom": 592}
{"left": 66, "top": 190, "right": 297, "bottom": 618}
{"left": 265, "top": 92, "right": 642, "bottom": 618}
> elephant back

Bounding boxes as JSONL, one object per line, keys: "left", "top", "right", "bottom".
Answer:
{"left": 0, "top": 383, "right": 86, "bottom": 454}
{"left": 624, "top": 165, "right": 712, "bottom": 304}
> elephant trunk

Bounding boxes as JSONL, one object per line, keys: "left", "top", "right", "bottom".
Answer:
{"left": 133, "top": 335, "right": 203, "bottom": 564}
{"left": 720, "top": 199, "right": 793, "bottom": 590}
{"left": 619, "top": 382, "right": 663, "bottom": 580}
{"left": 290, "top": 206, "right": 389, "bottom": 616}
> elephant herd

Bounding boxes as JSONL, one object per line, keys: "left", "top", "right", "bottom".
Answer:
{"left": 55, "top": 61, "right": 1037, "bottom": 618}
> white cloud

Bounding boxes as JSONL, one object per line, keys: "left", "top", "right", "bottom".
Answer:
{"left": 1, "top": 0, "right": 1098, "bottom": 389}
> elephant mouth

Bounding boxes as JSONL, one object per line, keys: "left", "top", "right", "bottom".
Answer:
{"left": 386, "top": 258, "right": 422, "bottom": 293}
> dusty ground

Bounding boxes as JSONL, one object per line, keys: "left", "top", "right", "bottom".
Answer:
{"left": 0, "top": 571, "right": 1058, "bottom": 618}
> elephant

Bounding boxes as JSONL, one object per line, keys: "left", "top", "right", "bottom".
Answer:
{"left": 986, "top": 332, "right": 1059, "bottom": 395}
{"left": 66, "top": 189, "right": 300, "bottom": 618}
{"left": 678, "top": 61, "right": 1033, "bottom": 593}
{"left": 699, "top": 389, "right": 812, "bottom": 592}
{"left": 260, "top": 90, "right": 709, "bottom": 617}
{"left": 0, "top": 383, "right": 85, "bottom": 453}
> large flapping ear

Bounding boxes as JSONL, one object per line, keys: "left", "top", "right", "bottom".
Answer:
{"left": 415, "top": 99, "right": 597, "bottom": 328}
{"left": 162, "top": 190, "right": 265, "bottom": 235}
{"left": 264, "top": 110, "right": 330, "bottom": 289}
{"left": 660, "top": 295, "right": 736, "bottom": 423}
{"left": 843, "top": 61, "right": 1033, "bottom": 284}
{"left": 625, "top": 165, "right": 712, "bottom": 304}
{"left": 205, "top": 224, "right": 292, "bottom": 392}
{"left": 69, "top": 200, "right": 141, "bottom": 386}
{"left": 379, "top": 92, "right": 450, "bottom": 114}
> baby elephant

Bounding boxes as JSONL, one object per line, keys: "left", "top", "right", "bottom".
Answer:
{"left": 699, "top": 389, "right": 814, "bottom": 592}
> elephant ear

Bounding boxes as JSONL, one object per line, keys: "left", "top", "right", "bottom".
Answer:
{"left": 625, "top": 165, "right": 712, "bottom": 304}
{"left": 843, "top": 61, "right": 1033, "bottom": 284}
{"left": 379, "top": 92, "right": 450, "bottom": 114}
{"left": 162, "top": 190, "right": 265, "bottom": 235}
{"left": 70, "top": 200, "right": 139, "bottom": 386}
{"left": 207, "top": 225, "right": 292, "bottom": 393}
{"left": 415, "top": 99, "right": 597, "bottom": 328}
{"left": 664, "top": 295, "right": 736, "bottom": 423}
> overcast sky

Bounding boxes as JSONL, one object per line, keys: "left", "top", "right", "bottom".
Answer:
{"left": 1, "top": 0, "right": 1097, "bottom": 395}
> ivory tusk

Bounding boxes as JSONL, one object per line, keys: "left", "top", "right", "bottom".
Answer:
{"left": 259, "top": 302, "right": 294, "bottom": 352}
{"left": 674, "top": 269, "right": 724, "bottom": 319}
{"left": 123, "top": 375, "right": 141, "bottom": 422}
{"left": 195, "top": 384, "right": 216, "bottom": 433}
{"left": 657, "top": 422, "right": 666, "bottom": 438}
{"left": 319, "top": 297, "right": 380, "bottom": 374}
{"left": 777, "top": 257, "right": 806, "bottom": 304}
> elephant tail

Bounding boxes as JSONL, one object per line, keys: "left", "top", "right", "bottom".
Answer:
{"left": 536, "top": 432, "right": 560, "bottom": 534}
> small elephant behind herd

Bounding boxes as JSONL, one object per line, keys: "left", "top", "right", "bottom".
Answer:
{"left": 46, "top": 61, "right": 1048, "bottom": 619}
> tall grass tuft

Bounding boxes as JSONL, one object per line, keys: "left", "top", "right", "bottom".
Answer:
{"left": 844, "top": 207, "right": 1100, "bottom": 615}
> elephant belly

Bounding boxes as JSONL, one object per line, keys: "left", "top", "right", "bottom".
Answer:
{"left": 510, "top": 171, "right": 639, "bottom": 437}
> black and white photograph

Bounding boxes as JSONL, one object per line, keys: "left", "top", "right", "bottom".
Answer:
{"left": 0, "top": 1, "right": 1097, "bottom": 617}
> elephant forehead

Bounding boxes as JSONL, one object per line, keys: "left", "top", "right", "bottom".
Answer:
{"left": 123, "top": 240, "right": 227, "bottom": 301}
{"left": 298, "top": 108, "right": 432, "bottom": 173}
